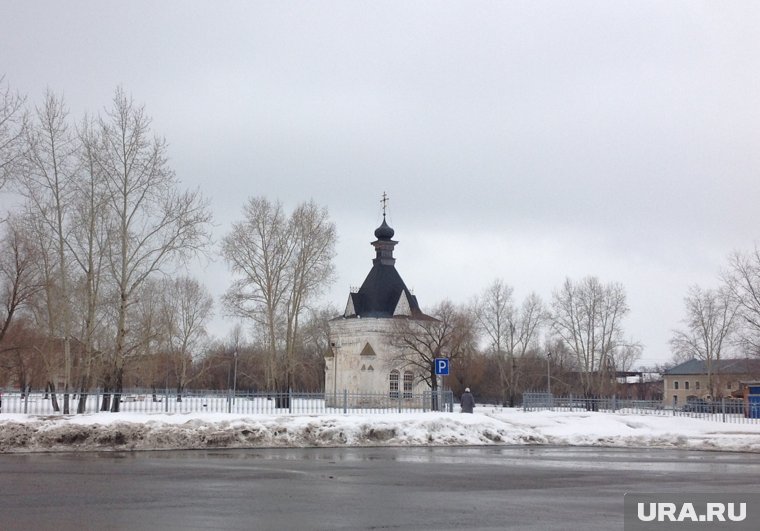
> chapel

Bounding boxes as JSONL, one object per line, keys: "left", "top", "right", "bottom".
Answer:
{"left": 325, "top": 204, "right": 434, "bottom": 403}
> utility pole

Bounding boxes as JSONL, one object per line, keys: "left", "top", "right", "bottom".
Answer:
{"left": 232, "top": 350, "right": 238, "bottom": 407}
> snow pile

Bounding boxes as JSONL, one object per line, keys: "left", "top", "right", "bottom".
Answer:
{"left": 487, "top": 409, "right": 760, "bottom": 453}
{"left": 1, "top": 407, "right": 759, "bottom": 453}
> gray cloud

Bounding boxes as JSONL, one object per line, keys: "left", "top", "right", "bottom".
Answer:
{"left": 2, "top": 1, "right": 758, "bottom": 364}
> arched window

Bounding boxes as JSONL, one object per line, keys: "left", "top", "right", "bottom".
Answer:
{"left": 389, "top": 370, "right": 400, "bottom": 399}
{"left": 403, "top": 371, "right": 414, "bottom": 399}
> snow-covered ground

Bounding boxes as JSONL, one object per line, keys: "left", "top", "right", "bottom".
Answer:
{"left": 1, "top": 406, "right": 759, "bottom": 453}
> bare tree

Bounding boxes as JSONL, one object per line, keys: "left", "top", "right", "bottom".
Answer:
{"left": 391, "top": 300, "right": 477, "bottom": 396}
{"left": 128, "top": 278, "right": 164, "bottom": 397}
{"left": 475, "top": 279, "right": 512, "bottom": 397}
{"left": 222, "top": 197, "right": 336, "bottom": 393}
{"left": 283, "top": 201, "right": 336, "bottom": 391}
{"left": 611, "top": 343, "right": 643, "bottom": 373}
{"left": 0, "top": 215, "right": 43, "bottom": 343}
{"left": 724, "top": 246, "right": 760, "bottom": 355}
{"left": 550, "top": 276, "right": 633, "bottom": 395}
{"left": 296, "top": 304, "right": 337, "bottom": 390}
{"left": 18, "top": 91, "right": 79, "bottom": 412}
{"left": 0, "top": 317, "right": 36, "bottom": 391}
{"left": 223, "top": 198, "right": 290, "bottom": 390}
{"left": 158, "top": 276, "right": 214, "bottom": 400}
{"left": 475, "top": 279, "right": 546, "bottom": 405}
{"left": 0, "top": 75, "right": 27, "bottom": 190}
{"left": 93, "top": 87, "right": 212, "bottom": 411}
{"left": 22, "top": 204, "right": 63, "bottom": 407}
{"left": 70, "top": 115, "right": 110, "bottom": 412}
{"left": 670, "top": 285, "right": 737, "bottom": 398}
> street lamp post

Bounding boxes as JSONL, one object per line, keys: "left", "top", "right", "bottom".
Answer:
{"left": 232, "top": 350, "right": 238, "bottom": 407}
{"left": 547, "top": 351, "right": 552, "bottom": 396}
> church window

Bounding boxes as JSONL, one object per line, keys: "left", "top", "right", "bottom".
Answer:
{"left": 389, "top": 370, "right": 399, "bottom": 399}
{"left": 403, "top": 371, "right": 413, "bottom": 399}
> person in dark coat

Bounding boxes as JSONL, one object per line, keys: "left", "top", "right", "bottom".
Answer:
{"left": 460, "top": 387, "right": 474, "bottom": 413}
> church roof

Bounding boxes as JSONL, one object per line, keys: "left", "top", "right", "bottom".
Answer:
{"left": 342, "top": 215, "right": 434, "bottom": 320}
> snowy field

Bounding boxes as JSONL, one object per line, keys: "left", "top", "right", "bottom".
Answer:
{"left": 2, "top": 406, "right": 760, "bottom": 454}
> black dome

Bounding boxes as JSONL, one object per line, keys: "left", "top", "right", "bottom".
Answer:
{"left": 374, "top": 217, "right": 395, "bottom": 240}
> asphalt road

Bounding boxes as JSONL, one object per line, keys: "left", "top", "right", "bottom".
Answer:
{"left": 1, "top": 446, "right": 759, "bottom": 531}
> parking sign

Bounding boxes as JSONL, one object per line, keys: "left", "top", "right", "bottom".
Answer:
{"left": 434, "top": 358, "right": 449, "bottom": 375}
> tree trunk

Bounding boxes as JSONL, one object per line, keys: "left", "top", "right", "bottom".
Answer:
{"left": 110, "top": 366, "right": 123, "bottom": 412}
{"left": 101, "top": 392, "right": 111, "bottom": 412}
{"left": 77, "top": 392, "right": 88, "bottom": 414}
{"left": 63, "top": 337, "right": 71, "bottom": 414}
{"left": 48, "top": 381, "right": 60, "bottom": 412}
{"left": 75, "top": 374, "right": 89, "bottom": 414}
{"left": 76, "top": 348, "right": 94, "bottom": 414}
{"left": 15, "top": 361, "right": 27, "bottom": 399}
{"left": 100, "top": 372, "right": 111, "bottom": 411}
{"left": 430, "top": 368, "right": 439, "bottom": 411}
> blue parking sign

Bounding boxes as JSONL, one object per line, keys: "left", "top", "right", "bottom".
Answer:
{"left": 434, "top": 358, "right": 449, "bottom": 375}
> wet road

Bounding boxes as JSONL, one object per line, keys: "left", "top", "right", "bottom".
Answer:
{"left": 1, "top": 446, "right": 759, "bottom": 530}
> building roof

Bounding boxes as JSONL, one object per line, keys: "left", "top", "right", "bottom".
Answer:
{"left": 341, "top": 215, "right": 434, "bottom": 320}
{"left": 663, "top": 358, "right": 760, "bottom": 376}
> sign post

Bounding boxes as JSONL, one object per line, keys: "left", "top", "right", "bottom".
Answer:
{"left": 434, "top": 358, "right": 449, "bottom": 412}
{"left": 434, "top": 358, "right": 449, "bottom": 376}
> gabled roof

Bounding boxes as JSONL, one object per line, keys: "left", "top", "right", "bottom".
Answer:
{"left": 663, "top": 358, "right": 760, "bottom": 375}
{"left": 340, "top": 215, "right": 434, "bottom": 321}
{"left": 348, "top": 261, "right": 427, "bottom": 318}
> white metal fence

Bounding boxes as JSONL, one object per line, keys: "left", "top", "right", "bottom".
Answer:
{"left": 0, "top": 389, "right": 455, "bottom": 416}
{"left": 522, "top": 392, "right": 758, "bottom": 424}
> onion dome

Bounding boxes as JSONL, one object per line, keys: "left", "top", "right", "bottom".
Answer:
{"left": 374, "top": 216, "right": 395, "bottom": 240}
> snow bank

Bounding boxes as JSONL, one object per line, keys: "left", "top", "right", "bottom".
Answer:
{"left": 1, "top": 407, "right": 759, "bottom": 453}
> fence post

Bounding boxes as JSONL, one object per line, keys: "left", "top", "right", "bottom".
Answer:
{"left": 722, "top": 397, "right": 726, "bottom": 423}
{"left": 613, "top": 394, "right": 617, "bottom": 412}
{"left": 289, "top": 388, "right": 293, "bottom": 415}
{"left": 164, "top": 388, "right": 169, "bottom": 413}
{"left": 342, "top": 389, "right": 347, "bottom": 414}
{"left": 96, "top": 388, "right": 100, "bottom": 413}
{"left": 24, "top": 391, "right": 29, "bottom": 414}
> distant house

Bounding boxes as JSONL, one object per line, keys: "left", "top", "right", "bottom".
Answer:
{"left": 661, "top": 358, "right": 760, "bottom": 407}
{"left": 614, "top": 372, "right": 663, "bottom": 401}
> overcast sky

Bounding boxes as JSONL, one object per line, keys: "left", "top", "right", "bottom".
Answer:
{"left": 2, "top": 1, "right": 759, "bottom": 366}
